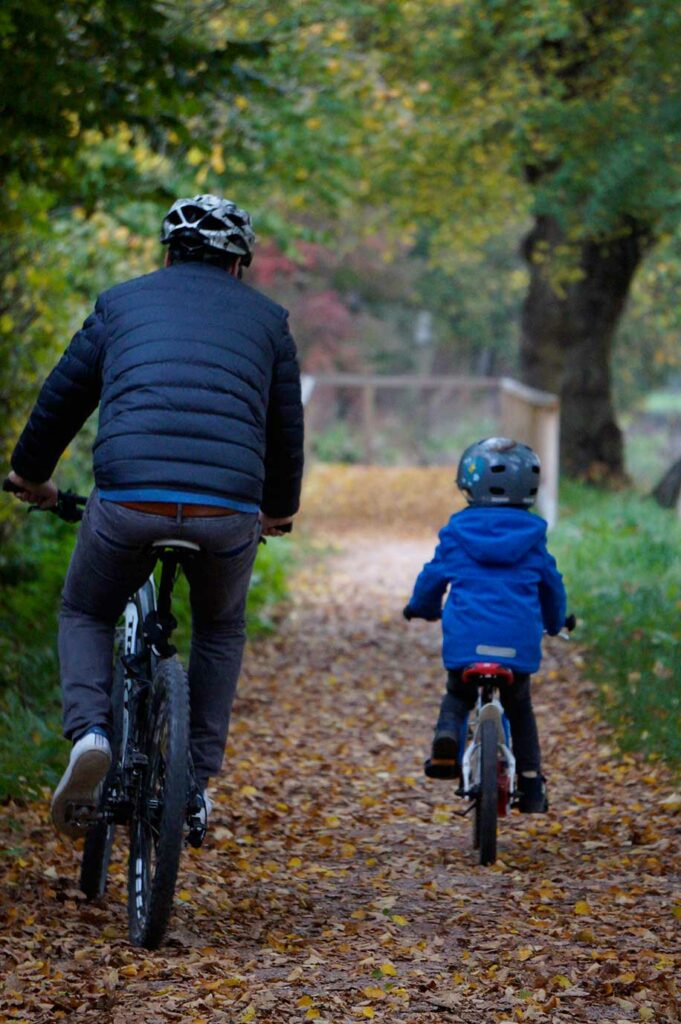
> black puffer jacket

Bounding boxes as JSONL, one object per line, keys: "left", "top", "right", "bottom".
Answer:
{"left": 11, "top": 262, "right": 304, "bottom": 517}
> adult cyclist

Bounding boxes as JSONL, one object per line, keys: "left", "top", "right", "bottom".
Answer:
{"left": 7, "top": 195, "right": 304, "bottom": 837}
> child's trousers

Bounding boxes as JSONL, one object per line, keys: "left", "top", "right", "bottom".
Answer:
{"left": 437, "top": 669, "right": 542, "bottom": 774}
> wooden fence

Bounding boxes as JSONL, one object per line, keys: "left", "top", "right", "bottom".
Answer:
{"left": 302, "top": 373, "right": 560, "bottom": 526}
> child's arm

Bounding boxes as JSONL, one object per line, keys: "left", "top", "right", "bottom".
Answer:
{"left": 404, "top": 538, "right": 451, "bottom": 621}
{"left": 538, "top": 547, "right": 567, "bottom": 635}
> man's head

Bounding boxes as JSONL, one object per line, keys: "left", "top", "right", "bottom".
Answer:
{"left": 456, "top": 437, "right": 541, "bottom": 508}
{"left": 160, "top": 194, "right": 255, "bottom": 274}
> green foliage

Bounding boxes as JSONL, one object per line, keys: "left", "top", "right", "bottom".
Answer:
{"left": 0, "top": 514, "right": 293, "bottom": 801}
{"left": 368, "top": 0, "right": 681, "bottom": 245}
{"left": 312, "top": 423, "right": 365, "bottom": 464}
{"left": 552, "top": 483, "right": 681, "bottom": 767}
{"left": 0, "top": 514, "right": 73, "bottom": 800}
{"left": 0, "top": 1, "right": 269, "bottom": 202}
{"left": 615, "top": 233, "right": 681, "bottom": 408}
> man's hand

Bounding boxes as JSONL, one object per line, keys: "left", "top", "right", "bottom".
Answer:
{"left": 6, "top": 470, "right": 58, "bottom": 509}
{"left": 260, "top": 513, "right": 294, "bottom": 537}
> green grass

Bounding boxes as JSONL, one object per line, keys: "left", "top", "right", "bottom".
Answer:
{"left": 0, "top": 517, "right": 293, "bottom": 801}
{"left": 639, "top": 389, "right": 681, "bottom": 415}
{"left": 552, "top": 482, "right": 681, "bottom": 769}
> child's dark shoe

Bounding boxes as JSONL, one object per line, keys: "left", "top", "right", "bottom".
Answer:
{"left": 424, "top": 729, "right": 460, "bottom": 779}
{"left": 517, "top": 774, "right": 548, "bottom": 813}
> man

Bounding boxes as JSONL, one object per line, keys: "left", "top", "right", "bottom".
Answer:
{"left": 8, "top": 194, "right": 304, "bottom": 837}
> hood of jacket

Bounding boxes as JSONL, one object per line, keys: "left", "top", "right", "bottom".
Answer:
{"left": 449, "top": 506, "right": 547, "bottom": 566}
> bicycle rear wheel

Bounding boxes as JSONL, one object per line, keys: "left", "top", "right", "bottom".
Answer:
{"left": 128, "top": 656, "right": 189, "bottom": 948}
{"left": 80, "top": 657, "right": 124, "bottom": 898}
{"left": 473, "top": 718, "right": 498, "bottom": 866}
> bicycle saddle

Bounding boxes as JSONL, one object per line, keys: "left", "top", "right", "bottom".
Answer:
{"left": 151, "top": 539, "right": 201, "bottom": 551}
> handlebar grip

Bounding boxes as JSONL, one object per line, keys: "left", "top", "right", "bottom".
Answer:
{"left": 564, "top": 613, "right": 576, "bottom": 632}
{"left": 3, "top": 479, "right": 87, "bottom": 523}
{"left": 278, "top": 522, "right": 293, "bottom": 534}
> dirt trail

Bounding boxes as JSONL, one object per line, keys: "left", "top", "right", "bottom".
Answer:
{"left": 1, "top": 526, "right": 680, "bottom": 1024}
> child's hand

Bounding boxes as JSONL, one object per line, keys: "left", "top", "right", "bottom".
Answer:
{"left": 403, "top": 604, "right": 441, "bottom": 622}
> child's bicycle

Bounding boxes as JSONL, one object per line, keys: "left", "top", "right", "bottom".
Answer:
{"left": 3, "top": 481, "right": 210, "bottom": 948}
{"left": 428, "top": 619, "right": 574, "bottom": 867}
{"left": 456, "top": 662, "right": 518, "bottom": 866}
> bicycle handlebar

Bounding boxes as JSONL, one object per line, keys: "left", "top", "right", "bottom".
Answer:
{"left": 2, "top": 478, "right": 87, "bottom": 523}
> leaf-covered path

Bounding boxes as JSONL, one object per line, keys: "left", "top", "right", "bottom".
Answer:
{"left": 1, "top": 523, "right": 680, "bottom": 1024}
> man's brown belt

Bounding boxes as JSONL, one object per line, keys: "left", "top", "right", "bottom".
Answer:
{"left": 116, "top": 501, "right": 238, "bottom": 518}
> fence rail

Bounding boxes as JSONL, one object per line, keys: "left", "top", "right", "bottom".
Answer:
{"left": 302, "top": 373, "right": 560, "bottom": 526}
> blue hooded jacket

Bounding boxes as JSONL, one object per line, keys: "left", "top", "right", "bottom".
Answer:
{"left": 407, "top": 506, "right": 567, "bottom": 674}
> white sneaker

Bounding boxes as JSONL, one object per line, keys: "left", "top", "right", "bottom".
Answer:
{"left": 51, "top": 732, "right": 112, "bottom": 839}
{"left": 203, "top": 789, "right": 213, "bottom": 820}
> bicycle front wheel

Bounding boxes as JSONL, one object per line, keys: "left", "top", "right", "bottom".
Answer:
{"left": 474, "top": 718, "right": 498, "bottom": 866}
{"left": 128, "top": 656, "right": 189, "bottom": 948}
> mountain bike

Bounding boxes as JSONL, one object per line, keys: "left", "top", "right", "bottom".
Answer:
{"left": 3, "top": 480, "right": 207, "bottom": 948}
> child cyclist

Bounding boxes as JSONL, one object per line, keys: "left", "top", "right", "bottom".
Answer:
{"left": 403, "top": 437, "right": 568, "bottom": 813}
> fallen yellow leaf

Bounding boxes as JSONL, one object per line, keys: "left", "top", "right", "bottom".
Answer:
{"left": 363, "top": 986, "right": 386, "bottom": 1000}
{"left": 574, "top": 900, "right": 591, "bottom": 915}
{"left": 380, "top": 962, "right": 397, "bottom": 977}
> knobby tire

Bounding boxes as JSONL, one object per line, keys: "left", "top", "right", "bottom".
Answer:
{"left": 475, "top": 718, "right": 498, "bottom": 866}
{"left": 127, "top": 656, "right": 189, "bottom": 949}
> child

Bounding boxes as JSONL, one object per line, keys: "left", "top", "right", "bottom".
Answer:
{"left": 403, "top": 437, "right": 567, "bottom": 813}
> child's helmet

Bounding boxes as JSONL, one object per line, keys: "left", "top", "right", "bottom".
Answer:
{"left": 456, "top": 437, "right": 541, "bottom": 507}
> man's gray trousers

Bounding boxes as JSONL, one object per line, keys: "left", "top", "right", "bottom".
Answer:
{"left": 59, "top": 492, "right": 260, "bottom": 786}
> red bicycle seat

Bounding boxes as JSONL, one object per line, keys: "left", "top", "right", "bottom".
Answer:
{"left": 462, "top": 662, "right": 515, "bottom": 685}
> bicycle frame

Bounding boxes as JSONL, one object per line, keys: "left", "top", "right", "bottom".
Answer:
{"left": 459, "top": 663, "right": 517, "bottom": 819}
{"left": 461, "top": 691, "right": 516, "bottom": 817}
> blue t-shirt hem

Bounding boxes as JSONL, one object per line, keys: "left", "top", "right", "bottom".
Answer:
{"left": 98, "top": 488, "right": 259, "bottom": 514}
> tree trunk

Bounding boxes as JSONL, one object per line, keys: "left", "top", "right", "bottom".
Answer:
{"left": 651, "top": 456, "right": 681, "bottom": 509}
{"left": 520, "top": 215, "right": 651, "bottom": 480}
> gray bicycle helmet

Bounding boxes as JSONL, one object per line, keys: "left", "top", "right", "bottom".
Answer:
{"left": 456, "top": 437, "right": 541, "bottom": 507}
{"left": 160, "top": 194, "right": 255, "bottom": 266}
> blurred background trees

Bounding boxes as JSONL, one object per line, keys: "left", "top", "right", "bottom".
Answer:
{"left": 2, "top": 0, "right": 681, "bottom": 492}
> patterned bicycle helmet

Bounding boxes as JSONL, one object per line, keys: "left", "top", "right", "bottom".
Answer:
{"left": 160, "top": 194, "right": 255, "bottom": 266}
{"left": 456, "top": 437, "right": 541, "bottom": 507}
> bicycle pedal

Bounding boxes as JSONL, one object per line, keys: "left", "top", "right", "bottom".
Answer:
{"left": 185, "top": 792, "right": 208, "bottom": 849}
{"left": 424, "top": 758, "right": 459, "bottom": 780}
{"left": 186, "top": 821, "right": 207, "bottom": 849}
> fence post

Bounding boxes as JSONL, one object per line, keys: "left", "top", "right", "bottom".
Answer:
{"left": 500, "top": 378, "right": 560, "bottom": 527}
{"left": 362, "top": 382, "right": 376, "bottom": 462}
